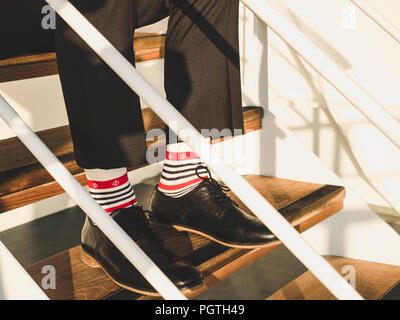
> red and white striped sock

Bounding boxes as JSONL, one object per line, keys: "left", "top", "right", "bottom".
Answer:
{"left": 158, "top": 142, "right": 210, "bottom": 198}
{"left": 85, "top": 168, "right": 137, "bottom": 214}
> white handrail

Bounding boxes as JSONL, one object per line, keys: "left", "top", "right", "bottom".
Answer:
{"left": 0, "top": 95, "right": 187, "bottom": 301}
{"left": 44, "top": 0, "right": 363, "bottom": 300}
{"left": 350, "top": 0, "right": 400, "bottom": 44}
{"left": 243, "top": 0, "right": 400, "bottom": 151}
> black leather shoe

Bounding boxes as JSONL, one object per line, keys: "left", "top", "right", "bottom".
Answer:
{"left": 80, "top": 205, "right": 203, "bottom": 296}
{"left": 149, "top": 167, "right": 277, "bottom": 248}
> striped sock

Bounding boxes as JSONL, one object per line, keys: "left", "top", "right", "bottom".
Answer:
{"left": 158, "top": 142, "right": 210, "bottom": 198}
{"left": 85, "top": 168, "right": 137, "bottom": 214}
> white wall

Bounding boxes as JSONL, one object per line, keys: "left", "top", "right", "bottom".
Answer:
{"left": 267, "top": 0, "right": 400, "bottom": 215}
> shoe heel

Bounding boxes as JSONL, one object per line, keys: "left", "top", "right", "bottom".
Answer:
{"left": 81, "top": 248, "right": 101, "bottom": 268}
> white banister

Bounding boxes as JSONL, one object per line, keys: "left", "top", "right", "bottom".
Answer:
{"left": 43, "top": 0, "right": 363, "bottom": 300}
{"left": 0, "top": 241, "right": 48, "bottom": 299}
{"left": 350, "top": 0, "right": 400, "bottom": 44}
{"left": 0, "top": 95, "right": 187, "bottom": 301}
{"left": 242, "top": 0, "right": 400, "bottom": 151}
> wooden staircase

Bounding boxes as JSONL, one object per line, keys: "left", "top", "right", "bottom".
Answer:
{"left": 25, "top": 175, "right": 346, "bottom": 300}
{"left": 2, "top": 32, "right": 397, "bottom": 300}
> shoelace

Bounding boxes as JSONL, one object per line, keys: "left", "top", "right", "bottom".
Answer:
{"left": 113, "top": 205, "right": 147, "bottom": 236}
{"left": 113, "top": 205, "right": 177, "bottom": 263}
{"left": 195, "top": 166, "right": 239, "bottom": 208}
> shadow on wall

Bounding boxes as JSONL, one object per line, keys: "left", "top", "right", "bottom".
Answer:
{"left": 272, "top": 1, "right": 352, "bottom": 71}
{"left": 269, "top": 41, "right": 399, "bottom": 213}
{"left": 266, "top": 2, "right": 400, "bottom": 215}
{"left": 257, "top": 113, "right": 286, "bottom": 178}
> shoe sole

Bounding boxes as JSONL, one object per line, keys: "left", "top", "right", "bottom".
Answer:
{"left": 171, "top": 224, "right": 278, "bottom": 249}
{"left": 80, "top": 248, "right": 202, "bottom": 297}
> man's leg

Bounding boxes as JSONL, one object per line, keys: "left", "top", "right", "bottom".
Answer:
{"left": 56, "top": 0, "right": 202, "bottom": 295}
{"left": 158, "top": 0, "right": 243, "bottom": 195}
{"left": 56, "top": 0, "right": 147, "bottom": 170}
{"left": 0, "top": 1, "right": 55, "bottom": 60}
{"left": 165, "top": 0, "right": 243, "bottom": 133}
{"left": 56, "top": 0, "right": 145, "bottom": 215}
{"left": 150, "top": 0, "right": 276, "bottom": 249}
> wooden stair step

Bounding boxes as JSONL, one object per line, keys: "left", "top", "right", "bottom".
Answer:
{"left": 0, "top": 107, "right": 262, "bottom": 214}
{"left": 25, "top": 175, "right": 345, "bottom": 300}
{"left": 0, "top": 33, "right": 165, "bottom": 83}
{"left": 267, "top": 256, "right": 400, "bottom": 300}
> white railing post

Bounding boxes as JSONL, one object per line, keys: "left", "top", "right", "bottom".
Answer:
{"left": 44, "top": 0, "right": 363, "bottom": 300}
{"left": 350, "top": 0, "right": 400, "bottom": 44}
{"left": 241, "top": 0, "right": 400, "bottom": 151}
{"left": 0, "top": 95, "right": 187, "bottom": 300}
{"left": 0, "top": 241, "right": 49, "bottom": 300}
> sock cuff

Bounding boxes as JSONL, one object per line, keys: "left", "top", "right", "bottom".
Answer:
{"left": 159, "top": 140, "right": 211, "bottom": 198}
{"left": 165, "top": 151, "right": 200, "bottom": 162}
{"left": 85, "top": 168, "right": 127, "bottom": 182}
{"left": 86, "top": 172, "right": 129, "bottom": 190}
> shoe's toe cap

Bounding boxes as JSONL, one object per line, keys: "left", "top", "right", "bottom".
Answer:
{"left": 238, "top": 216, "right": 278, "bottom": 245}
{"left": 167, "top": 263, "right": 203, "bottom": 290}
{"left": 249, "top": 226, "right": 277, "bottom": 244}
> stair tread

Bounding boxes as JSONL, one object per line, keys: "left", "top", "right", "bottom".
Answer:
{"left": 267, "top": 256, "right": 400, "bottom": 300}
{"left": 0, "top": 33, "right": 165, "bottom": 83}
{"left": 25, "top": 175, "right": 345, "bottom": 300}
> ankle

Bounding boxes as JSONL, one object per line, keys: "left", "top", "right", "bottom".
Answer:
{"left": 85, "top": 168, "right": 137, "bottom": 213}
{"left": 158, "top": 142, "right": 210, "bottom": 198}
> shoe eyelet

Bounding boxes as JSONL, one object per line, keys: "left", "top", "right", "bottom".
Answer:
{"left": 216, "top": 209, "right": 224, "bottom": 218}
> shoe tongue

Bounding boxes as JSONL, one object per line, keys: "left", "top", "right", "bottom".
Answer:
{"left": 110, "top": 206, "right": 147, "bottom": 225}
{"left": 198, "top": 177, "right": 221, "bottom": 190}
{"left": 110, "top": 207, "right": 173, "bottom": 260}
{"left": 198, "top": 177, "right": 213, "bottom": 186}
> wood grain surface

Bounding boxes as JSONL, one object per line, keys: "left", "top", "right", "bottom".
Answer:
{"left": 267, "top": 256, "right": 400, "bottom": 300}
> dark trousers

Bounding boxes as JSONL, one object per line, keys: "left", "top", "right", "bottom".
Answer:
{"left": 0, "top": 1, "right": 55, "bottom": 59}
{"left": 1, "top": 1, "right": 243, "bottom": 169}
